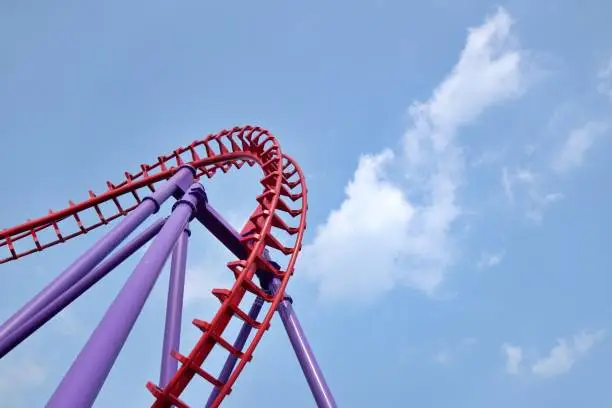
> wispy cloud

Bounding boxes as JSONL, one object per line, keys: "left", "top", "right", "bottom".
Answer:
{"left": 502, "top": 329, "right": 606, "bottom": 378}
{"left": 501, "top": 343, "right": 523, "bottom": 375}
{"left": 551, "top": 121, "right": 609, "bottom": 174}
{"left": 476, "top": 250, "right": 505, "bottom": 269}
{"left": 302, "top": 7, "right": 529, "bottom": 302}
{"left": 501, "top": 167, "right": 563, "bottom": 222}
{"left": 532, "top": 329, "right": 607, "bottom": 378}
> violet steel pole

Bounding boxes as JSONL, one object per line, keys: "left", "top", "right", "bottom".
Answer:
{"left": 195, "top": 202, "right": 337, "bottom": 408}
{"left": 269, "top": 279, "right": 337, "bottom": 408}
{"left": 159, "top": 227, "right": 190, "bottom": 387}
{"left": 0, "top": 166, "right": 195, "bottom": 342}
{"left": 0, "top": 218, "right": 166, "bottom": 358}
{"left": 205, "top": 296, "right": 265, "bottom": 407}
{"left": 46, "top": 184, "right": 205, "bottom": 408}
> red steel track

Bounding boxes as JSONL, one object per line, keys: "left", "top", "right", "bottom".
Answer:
{"left": 0, "top": 126, "right": 308, "bottom": 407}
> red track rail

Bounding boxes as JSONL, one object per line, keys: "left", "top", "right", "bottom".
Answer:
{"left": 0, "top": 126, "right": 308, "bottom": 407}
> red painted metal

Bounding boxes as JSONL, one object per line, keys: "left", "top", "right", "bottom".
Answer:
{"left": 0, "top": 126, "right": 308, "bottom": 407}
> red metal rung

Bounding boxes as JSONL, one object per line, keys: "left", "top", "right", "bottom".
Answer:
{"left": 173, "top": 150, "right": 184, "bottom": 166}
{"left": 238, "top": 233, "right": 260, "bottom": 247}
{"left": 112, "top": 197, "right": 125, "bottom": 214}
{"left": 170, "top": 350, "right": 224, "bottom": 388}
{"left": 271, "top": 212, "right": 299, "bottom": 235}
{"left": 275, "top": 198, "right": 301, "bottom": 217}
{"left": 158, "top": 156, "right": 168, "bottom": 171}
{"left": 261, "top": 144, "right": 277, "bottom": 159}
{"left": 227, "top": 260, "right": 247, "bottom": 273}
{"left": 261, "top": 157, "right": 278, "bottom": 171}
{"left": 87, "top": 192, "right": 108, "bottom": 224}
{"left": 192, "top": 318, "right": 211, "bottom": 332}
{"left": 240, "top": 278, "right": 273, "bottom": 302}
{"left": 69, "top": 201, "right": 87, "bottom": 233}
{"left": 211, "top": 288, "right": 231, "bottom": 302}
{"left": 30, "top": 229, "right": 42, "bottom": 250}
{"left": 5, "top": 235, "right": 17, "bottom": 258}
{"left": 260, "top": 171, "right": 280, "bottom": 187}
{"left": 215, "top": 334, "right": 244, "bottom": 359}
{"left": 48, "top": 211, "right": 65, "bottom": 241}
{"left": 253, "top": 256, "right": 284, "bottom": 278}
{"left": 188, "top": 145, "right": 201, "bottom": 161}
{"left": 235, "top": 132, "right": 250, "bottom": 151}
{"left": 264, "top": 233, "right": 293, "bottom": 255}
{"left": 283, "top": 168, "right": 297, "bottom": 178}
{"left": 211, "top": 288, "right": 265, "bottom": 330}
{"left": 227, "top": 136, "right": 241, "bottom": 152}
{"left": 146, "top": 382, "right": 190, "bottom": 408}
{"left": 204, "top": 142, "right": 215, "bottom": 158}
{"left": 284, "top": 179, "right": 300, "bottom": 189}
{"left": 131, "top": 189, "right": 142, "bottom": 203}
{"left": 192, "top": 318, "right": 245, "bottom": 358}
{"left": 216, "top": 139, "right": 229, "bottom": 154}
{"left": 279, "top": 185, "right": 302, "bottom": 201}
{"left": 231, "top": 303, "right": 265, "bottom": 330}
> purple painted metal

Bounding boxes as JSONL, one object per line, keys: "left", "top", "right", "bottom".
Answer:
{"left": 269, "top": 279, "right": 337, "bottom": 408}
{"left": 46, "top": 183, "right": 203, "bottom": 408}
{"left": 195, "top": 202, "right": 337, "bottom": 408}
{"left": 205, "top": 296, "right": 265, "bottom": 407}
{"left": 0, "top": 166, "right": 195, "bottom": 343}
{"left": 0, "top": 218, "right": 166, "bottom": 358}
{"left": 159, "top": 227, "right": 190, "bottom": 387}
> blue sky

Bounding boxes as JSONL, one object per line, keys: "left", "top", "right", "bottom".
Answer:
{"left": 1, "top": 1, "right": 611, "bottom": 407}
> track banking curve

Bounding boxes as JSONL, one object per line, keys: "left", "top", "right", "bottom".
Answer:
{"left": 0, "top": 126, "right": 308, "bottom": 407}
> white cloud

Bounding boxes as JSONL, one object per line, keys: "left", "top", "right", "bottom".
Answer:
{"left": 551, "top": 121, "right": 609, "bottom": 173}
{"left": 525, "top": 191, "right": 564, "bottom": 222}
{"left": 476, "top": 250, "right": 504, "bottom": 269}
{"left": 501, "top": 167, "right": 563, "bottom": 222}
{"left": 501, "top": 343, "right": 523, "bottom": 375}
{"left": 531, "top": 329, "right": 606, "bottom": 378}
{"left": 302, "top": 7, "right": 528, "bottom": 302}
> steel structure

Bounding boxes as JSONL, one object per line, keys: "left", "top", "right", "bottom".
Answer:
{"left": 0, "top": 126, "right": 337, "bottom": 407}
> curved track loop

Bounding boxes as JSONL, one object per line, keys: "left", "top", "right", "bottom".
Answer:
{"left": 0, "top": 126, "right": 308, "bottom": 407}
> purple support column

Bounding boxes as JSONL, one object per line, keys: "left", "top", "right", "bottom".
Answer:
{"left": 46, "top": 184, "right": 205, "bottom": 408}
{"left": 0, "top": 218, "right": 166, "bottom": 358}
{"left": 269, "top": 279, "right": 337, "bottom": 408}
{"left": 205, "top": 296, "right": 265, "bottom": 407}
{"left": 159, "top": 227, "right": 190, "bottom": 387}
{"left": 195, "top": 203, "right": 337, "bottom": 408}
{"left": 0, "top": 166, "right": 195, "bottom": 342}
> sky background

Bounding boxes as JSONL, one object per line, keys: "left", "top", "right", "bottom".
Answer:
{"left": 1, "top": 1, "right": 611, "bottom": 407}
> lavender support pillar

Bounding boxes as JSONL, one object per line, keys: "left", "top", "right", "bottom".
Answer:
{"left": 0, "top": 166, "right": 195, "bottom": 342}
{"left": 205, "top": 296, "right": 265, "bottom": 407}
{"left": 0, "top": 218, "right": 166, "bottom": 358}
{"left": 46, "top": 184, "right": 205, "bottom": 408}
{"left": 269, "top": 279, "right": 337, "bottom": 408}
{"left": 159, "top": 227, "right": 190, "bottom": 387}
{"left": 195, "top": 203, "right": 337, "bottom": 408}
